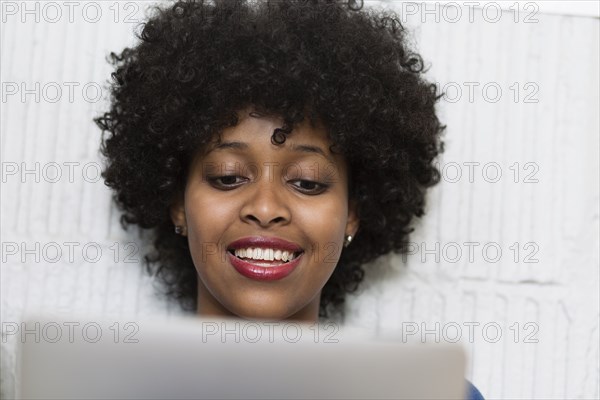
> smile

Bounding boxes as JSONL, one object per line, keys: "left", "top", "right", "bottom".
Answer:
{"left": 229, "top": 247, "right": 302, "bottom": 264}
{"left": 226, "top": 251, "right": 304, "bottom": 281}
{"left": 226, "top": 236, "right": 305, "bottom": 280}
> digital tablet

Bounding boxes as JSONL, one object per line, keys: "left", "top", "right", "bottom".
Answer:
{"left": 16, "top": 315, "right": 466, "bottom": 399}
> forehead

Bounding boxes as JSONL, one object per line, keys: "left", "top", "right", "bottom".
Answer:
{"left": 188, "top": 109, "right": 351, "bottom": 187}
{"left": 222, "top": 110, "right": 329, "bottom": 144}
{"left": 204, "top": 109, "right": 343, "bottom": 165}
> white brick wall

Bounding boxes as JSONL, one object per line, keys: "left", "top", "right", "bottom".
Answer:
{"left": 1, "top": 2, "right": 598, "bottom": 399}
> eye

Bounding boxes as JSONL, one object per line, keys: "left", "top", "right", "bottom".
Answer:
{"left": 207, "top": 175, "right": 247, "bottom": 189}
{"left": 290, "top": 180, "right": 329, "bottom": 195}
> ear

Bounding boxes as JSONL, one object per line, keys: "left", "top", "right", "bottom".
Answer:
{"left": 170, "top": 196, "right": 187, "bottom": 236}
{"left": 345, "top": 198, "right": 360, "bottom": 238}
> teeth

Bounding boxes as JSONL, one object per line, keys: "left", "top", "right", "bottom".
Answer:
{"left": 233, "top": 247, "right": 299, "bottom": 262}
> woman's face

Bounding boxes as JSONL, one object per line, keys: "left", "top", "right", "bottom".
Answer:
{"left": 171, "top": 107, "right": 359, "bottom": 321}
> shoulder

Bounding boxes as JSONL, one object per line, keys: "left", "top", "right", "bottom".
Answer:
{"left": 466, "top": 380, "right": 485, "bottom": 400}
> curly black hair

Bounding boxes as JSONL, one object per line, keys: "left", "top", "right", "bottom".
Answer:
{"left": 95, "top": 0, "right": 444, "bottom": 319}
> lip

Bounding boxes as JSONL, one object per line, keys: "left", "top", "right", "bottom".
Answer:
{"left": 227, "top": 252, "right": 303, "bottom": 281}
{"left": 227, "top": 236, "right": 303, "bottom": 253}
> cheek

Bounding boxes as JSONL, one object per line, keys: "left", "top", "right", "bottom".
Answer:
{"left": 295, "top": 199, "right": 348, "bottom": 265}
{"left": 184, "top": 187, "right": 239, "bottom": 250}
{"left": 184, "top": 190, "right": 235, "bottom": 284}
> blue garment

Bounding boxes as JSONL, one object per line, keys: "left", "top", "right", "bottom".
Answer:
{"left": 466, "top": 380, "right": 484, "bottom": 400}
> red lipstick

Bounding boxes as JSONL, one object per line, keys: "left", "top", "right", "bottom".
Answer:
{"left": 227, "top": 236, "right": 303, "bottom": 253}
{"left": 226, "top": 236, "right": 304, "bottom": 281}
{"left": 227, "top": 252, "right": 303, "bottom": 281}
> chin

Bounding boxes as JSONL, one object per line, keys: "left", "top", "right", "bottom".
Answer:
{"left": 232, "top": 306, "right": 294, "bottom": 321}
{"left": 225, "top": 298, "right": 305, "bottom": 321}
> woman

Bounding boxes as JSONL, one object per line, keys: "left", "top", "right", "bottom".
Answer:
{"left": 95, "top": 1, "right": 484, "bottom": 398}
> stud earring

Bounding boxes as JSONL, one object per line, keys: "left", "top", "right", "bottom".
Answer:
{"left": 343, "top": 234, "right": 353, "bottom": 248}
{"left": 174, "top": 225, "right": 184, "bottom": 235}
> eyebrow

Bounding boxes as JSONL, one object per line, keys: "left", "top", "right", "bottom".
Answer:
{"left": 209, "top": 141, "right": 334, "bottom": 162}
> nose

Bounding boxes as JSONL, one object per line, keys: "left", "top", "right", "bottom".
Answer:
{"left": 239, "top": 177, "right": 291, "bottom": 227}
